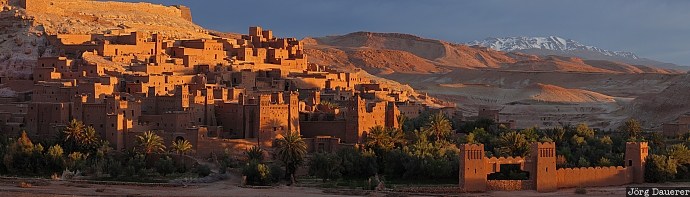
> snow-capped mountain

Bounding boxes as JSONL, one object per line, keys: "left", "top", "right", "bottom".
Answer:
{"left": 468, "top": 36, "right": 639, "bottom": 59}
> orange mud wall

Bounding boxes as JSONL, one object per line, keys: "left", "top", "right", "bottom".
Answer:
{"left": 459, "top": 142, "right": 648, "bottom": 192}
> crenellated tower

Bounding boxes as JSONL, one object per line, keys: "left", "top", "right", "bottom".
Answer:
{"left": 531, "top": 142, "right": 557, "bottom": 192}
{"left": 459, "top": 143, "right": 487, "bottom": 192}
{"left": 625, "top": 142, "right": 648, "bottom": 184}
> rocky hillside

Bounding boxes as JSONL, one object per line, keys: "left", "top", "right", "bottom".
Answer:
{"left": 0, "top": 7, "right": 54, "bottom": 78}
{"left": 0, "top": 0, "right": 209, "bottom": 78}
{"left": 30, "top": 0, "right": 209, "bottom": 39}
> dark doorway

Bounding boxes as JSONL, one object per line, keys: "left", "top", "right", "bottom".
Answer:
{"left": 487, "top": 164, "right": 529, "bottom": 180}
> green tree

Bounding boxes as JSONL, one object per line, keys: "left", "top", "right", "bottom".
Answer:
{"left": 62, "top": 119, "right": 85, "bottom": 149}
{"left": 365, "top": 126, "right": 394, "bottom": 152}
{"left": 170, "top": 139, "right": 193, "bottom": 155}
{"left": 577, "top": 157, "right": 591, "bottom": 167}
{"left": 273, "top": 132, "right": 307, "bottom": 184}
{"left": 47, "top": 144, "right": 64, "bottom": 160}
{"left": 46, "top": 144, "right": 65, "bottom": 173}
{"left": 337, "top": 148, "right": 377, "bottom": 179}
{"left": 4, "top": 131, "right": 45, "bottom": 174}
{"left": 496, "top": 131, "right": 529, "bottom": 157}
{"left": 470, "top": 127, "right": 491, "bottom": 144}
{"left": 576, "top": 123, "right": 595, "bottom": 139}
{"left": 67, "top": 152, "right": 86, "bottom": 171}
{"left": 618, "top": 119, "right": 642, "bottom": 139}
{"left": 539, "top": 136, "right": 554, "bottom": 142}
{"left": 425, "top": 112, "right": 452, "bottom": 141}
{"left": 80, "top": 126, "right": 100, "bottom": 149}
{"left": 597, "top": 157, "right": 612, "bottom": 166}
{"left": 521, "top": 127, "right": 539, "bottom": 142}
{"left": 308, "top": 152, "right": 342, "bottom": 182}
{"left": 365, "top": 126, "right": 404, "bottom": 152}
{"left": 570, "top": 135, "right": 586, "bottom": 146}
{"left": 61, "top": 120, "right": 101, "bottom": 153}
{"left": 667, "top": 144, "right": 690, "bottom": 165}
{"left": 462, "top": 133, "right": 477, "bottom": 144}
{"left": 136, "top": 131, "right": 166, "bottom": 154}
{"left": 645, "top": 154, "right": 678, "bottom": 183}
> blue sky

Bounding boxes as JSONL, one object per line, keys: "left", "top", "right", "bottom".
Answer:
{"left": 123, "top": 0, "right": 690, "bottom": 66}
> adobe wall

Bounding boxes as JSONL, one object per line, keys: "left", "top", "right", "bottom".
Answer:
{"left": 459, "top": 142, "right": 647, "bottom": 193}
{"left": 300, "top": 121, "right": 347, "bottom": 139}
{"left": 556, "top": 166, "right": 632, "bottom": 188}
{"left": 195, "top": 138, "right": 260, "bottom": 158}
{"left": 487, "top": 180, "right": 534, "bottom": 191}
{"left": 174, "top": 5, "right": 192, "bottom": 22}
{"left": 17, "top": 0, "right": 48, "bottom": 13}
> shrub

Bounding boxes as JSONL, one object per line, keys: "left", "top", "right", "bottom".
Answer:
{"left": 66, "top": 152, "right": 86, "bottom": 171}
{"left": 242, "top": 161, "right": 272, "bottom": 185}
{"left": 308, "top": 152, "right": 342, "bottom": 182}
{"left": 218, "top": 149, "right": 239, "bottom": 173}
{"left": 575, "top": 187, "right": 587, "bottom": 194}
{"left": 105, "top": 157, "right": 123, "bottom": 178}
{"left": 155, "top": 156, "right": 176, "bottom": 176}
{"left": 195, "top": 164, "right": 211, "bottom": 177}
{"left": 245, "top": 146, "right": 264, "bottom": 162}
{"left": 268, "top": 164, "right": 283, "bottom": 183}
{"left": 645, "top": 154, "right": 677, "bottom": 183}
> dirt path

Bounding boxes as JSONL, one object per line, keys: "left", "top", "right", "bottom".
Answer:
{"left": 2, "top": 178, "right": 689, "bottom": 197}
{"left": 0, "top": 178, "right": 354, "bottom": 197}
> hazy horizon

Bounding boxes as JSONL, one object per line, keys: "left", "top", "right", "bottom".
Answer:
{"left": 122, "top": 0, "right": 690, "bottom": 66}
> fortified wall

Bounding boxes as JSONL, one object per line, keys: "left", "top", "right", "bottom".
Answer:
{"left": 14, "top": 0, "right": 49, "bottom": 13}
{"left": 174, "top": 5, "right": 192, "bottom": 22}
{"left": 459, "top": 142, "right": 648, "bottom": 193}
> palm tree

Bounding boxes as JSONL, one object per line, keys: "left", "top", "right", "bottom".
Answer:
{"left": 63, "top": 119, "right": 85, "bottom": 141}
{"left": 496, "top": 131, "right": 530, "bottom": 157}
{"left": 365, "top": 126, "right": 394, "bottom": 151}
{"left": 365, "top": 126, "right": 405, "bottom": 151}
{"left": 618, "top": 119, "right": 642, "bottom": 140}
{"left": 274, "top": 132, "right": 307, "bottom": 184}
{"left": 136, "top": 131, "right": 166, "bottom": 154}
{"left": 80, "top": 126, "right": 99, "bottom": 148}
{"left": 245, "top": 146, "right": 264, "bottom": 162}
{"left": 171, "top": 139, "right": 193, "bottom": 155}
{"left": 425, "top": 112, "right": 452, "bottom": 141}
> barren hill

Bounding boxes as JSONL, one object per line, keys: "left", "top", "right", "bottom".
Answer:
{"left": 30, "top": 0, "right": 209, "bottom": 39}
{"left": 303, "top": 31, "right": 688, "bottom": 129}
{"left": 304, "top": 32, "right": 680, "bottom": 74}
{"left": 437, "top": 83, "right": 615, "bottom": 104}
{"left": 626, "top": 74, "right": 690, "bottom": 128}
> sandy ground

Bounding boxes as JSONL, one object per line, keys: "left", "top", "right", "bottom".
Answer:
{"left": 0, "top": 179, "right": 352, "bottom": 197}
{"left": 3, "top": 178, "right": 689, "bottom": 197}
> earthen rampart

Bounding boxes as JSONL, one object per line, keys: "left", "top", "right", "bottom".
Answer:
{"left": 556, "top": 166, "right": 632, "bottom": 188}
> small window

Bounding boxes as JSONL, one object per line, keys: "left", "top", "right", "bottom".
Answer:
{"left": 629, "top": 160, "right": 633, "bottom": 166}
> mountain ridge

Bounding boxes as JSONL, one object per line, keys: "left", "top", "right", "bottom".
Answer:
{"left": 304, "top": 32, "right": 680, "bottom": 74}
{"left": 469, "top": 36, "right": 687, "bottom": 71}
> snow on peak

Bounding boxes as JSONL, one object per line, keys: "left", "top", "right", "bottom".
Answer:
{"left": 468, "top": 36, "right": 639, "bottom": 59}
